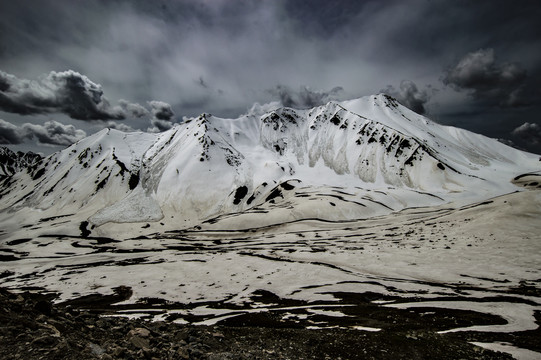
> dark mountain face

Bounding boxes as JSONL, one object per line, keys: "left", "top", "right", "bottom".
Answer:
{"left": 0, "top": 147, "right": 42, "bottom": 178}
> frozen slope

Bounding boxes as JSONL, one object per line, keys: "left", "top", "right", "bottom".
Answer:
{"left": 0, "top": 94, "right": 539, "bottom": 238}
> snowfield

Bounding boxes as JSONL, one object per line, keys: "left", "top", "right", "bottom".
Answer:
{"left": 1, "top": 94, "right": 540, "bottom": 358}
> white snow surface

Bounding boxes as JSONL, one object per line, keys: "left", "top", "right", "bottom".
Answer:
{"left": 386, "top": 301, "right": 539, "bottom": 333}
{"left": 470, "top": 342, "right": 541, "bottom": 360}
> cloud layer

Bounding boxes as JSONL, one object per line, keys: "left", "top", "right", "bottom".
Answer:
{"left": 0, "top": 70, "right": 155, "bottom": 121}
{"left": 268, "top": 85, "right": 343, "bottom": 109}
{"left": 0, "top": 119, "right": 86, "bottom": 146}
{"left": 512, "top": 122, "right": 541, "bottom": 146}
{"left": 1, "top": 0, "right": 540, "bottom": 153}
{"left": 442, "top": 49, "right": 529, "bottom": 108}
{"left": 0, "top": 69, "right": 177, "bottom": 149}
{"left": 149, "top": 101, "right": 174, "bottom": 121}
{"left": 147, "top": 100, "right": 175, "bottom": 133}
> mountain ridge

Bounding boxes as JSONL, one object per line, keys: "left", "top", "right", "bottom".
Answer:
{"left": 0, "top": 94, "right": 539, "bottom": 238}
{"left": 0, "top": 146, "right": 42, "bottom": 178}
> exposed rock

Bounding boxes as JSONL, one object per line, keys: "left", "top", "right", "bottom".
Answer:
{"left": 128, "top": 327, "right": 151, "bottom": 338}
{"left": 128, "top": 334, "right": 149, "bottom": 350}
{"left": 0, "top": 287, "right": 519, "bottom": 360}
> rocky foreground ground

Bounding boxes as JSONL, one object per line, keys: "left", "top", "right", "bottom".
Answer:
{"left": 0, "top": 287, "right": 520, "bottom": 360}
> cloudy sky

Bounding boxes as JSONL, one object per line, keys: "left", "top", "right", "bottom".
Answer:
{"left": 1, "top": 0, "right": 541, "bottom": 155}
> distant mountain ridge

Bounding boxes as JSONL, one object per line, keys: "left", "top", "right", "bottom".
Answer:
{"left": 0, "top": 94, "right": 539, "bottom": 238}
{"left": 0, "top": 147, "right": 42, "bottom": 178}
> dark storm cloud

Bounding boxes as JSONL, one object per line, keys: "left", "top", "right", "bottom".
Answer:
{"left": 512, "top": 122, "right": 541, "bottom": 145}
{"left": 23, "top": 121, "right": 87, "bottom": 146}
{"left": 0, "top": 119, "right": 24, "bottom": 144}
{"left": 198, "top": 77, "right": 208, "bottom": 89}
{"left": 149, "top": 101, "right": 174, "bottom": 121}
{"left": 146, "top": 101, "right": 175, "bottom": 133}
{"left": 147, "top": 119, "right": 174, "bottom": 133}
{"left": 0, "top": 118, "right": 86, "bottom": 146}
{"left": 442, "top": 49, "right": 529, "bottom": 108}
{"left": 0, "top": 75, "right": 9, "bottom": 92}
{"left": 0, "top": 70, "right": 149, "bottom": 121}
{"left": 118, "top": 100, "right": 149, "bottom": 118}
{"left": 1, "top": 0, "right": 541, "bottom": 154}
{"left": 382, "top": 81, "right": 431, "bottom": 115}
{"left": 269, "top": 85, "right": 343, "bottom": 109}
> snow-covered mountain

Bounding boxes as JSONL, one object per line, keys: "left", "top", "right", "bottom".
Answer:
{"left": 0, "top": 94, "right": 539, "bottom": 238}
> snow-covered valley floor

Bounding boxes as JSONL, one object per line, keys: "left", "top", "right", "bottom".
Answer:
{"left": 1, "top": 188, "right": 540, "bottom": 358}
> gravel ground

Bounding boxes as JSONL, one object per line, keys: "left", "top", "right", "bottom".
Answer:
{"left": 0, "top": 287, "right": 518, "bottom": 360}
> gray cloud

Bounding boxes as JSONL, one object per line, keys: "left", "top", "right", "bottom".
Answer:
{"left": 23, "top": 121, "right": 87, "bottom": 146}
{"left": 0, "top": 119, "right": 24, "bottom": 144}
{"left": 146, "top": 100, "right": 175, "bottom": 132}
{"left": 0, "top": 70, "right": 149, "bottom": 120}
{"left": 0, "top": 75, "right": 9, "bottom": 92}
{"left": 147, "top": 118, "right": 174, "bottom": 133}
{"left": 442, "top": 49, "right": 529, "bottom": 108}
{"left": 382, "top": 80, "right": 431, "bottom": 114}
{"left": 512, "top": 122, "right": 541, "bottom": 145}
{"left": 118, "top": 100, "right": 149, "bottom": 118}
{"left": 269, "top": 85, "right": 343, "bottom": 109}
{"left": 198, "top": 77, "right": 208, "bottom": 89}
{"left": 0, "top": 118, "right": 86, "bottom": 146}
{"left": 149, "top": 100, "right": 174, "bottom": 121}
{"left": 1, "top": 1, "right": 541, "bottom": 154}
{"left": 101, "top": 121, "right": 136, "bottom": 133}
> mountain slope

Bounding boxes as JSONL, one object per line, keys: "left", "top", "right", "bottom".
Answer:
{"left": 0, "top": 94, "right": 538, "bottom": 238}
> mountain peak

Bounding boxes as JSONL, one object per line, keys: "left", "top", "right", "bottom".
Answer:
{"left": 1, "top": 96, "right": 538, "bottom": 236}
